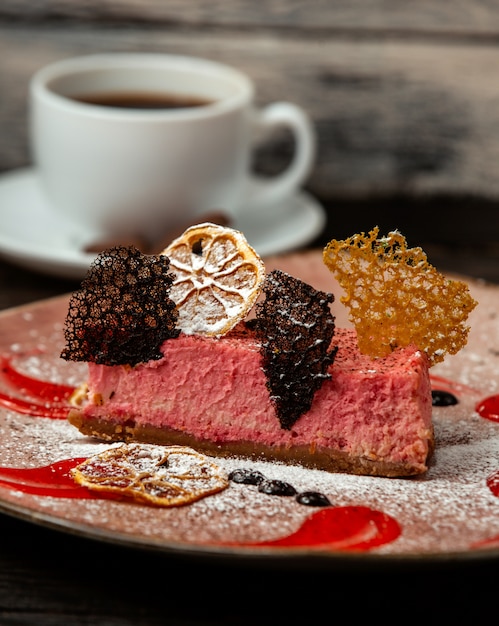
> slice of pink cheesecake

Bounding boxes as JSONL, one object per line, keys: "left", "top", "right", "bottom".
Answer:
{"left": 68, "top": 325, "right": 433, "bottom": 477}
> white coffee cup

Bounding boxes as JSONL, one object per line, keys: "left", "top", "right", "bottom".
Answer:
{"left": 29, "top": 53, "right": 316, "bottom": 242}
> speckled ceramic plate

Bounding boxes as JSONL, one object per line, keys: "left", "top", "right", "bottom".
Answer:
{"left": 1, "top": 251, "right": 499, "bottom": 566}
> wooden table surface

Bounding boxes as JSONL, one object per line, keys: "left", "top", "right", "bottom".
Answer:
{"left": 2, "top": 2, "right": 499, "bottom": 622}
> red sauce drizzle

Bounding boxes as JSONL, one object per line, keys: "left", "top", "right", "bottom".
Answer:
{"left": 471, "top": 534, "right": 499, "bottom": 549}
{"left": 476, "top": 395, "right": 499, "bottom": 423}
{"left": 244, "top": 506, "right": 401, "bottom": 551}
{"left": 0, "top": 457, "right": 400, "bottom": 552}
{"left": 486, "top": 469, "right": 499, "bottom": 497}
{"left": 473, "top": 470, "right": 499, "bottom": 548}
{"left": 0, "top": 355, "right": 74, "bottom": 419}
{"left": 430, "top": 373, "right": 499, "bottom": 425}
{"left": 0, "top": 458, "right": 95, "bottom": 498}
{"left": 429, "top": 374, "right": 475, "bottom": 396}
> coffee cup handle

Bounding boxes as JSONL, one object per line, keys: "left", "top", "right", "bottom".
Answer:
{"left": 245, "top": 102, "right": 316, "bottom": 210}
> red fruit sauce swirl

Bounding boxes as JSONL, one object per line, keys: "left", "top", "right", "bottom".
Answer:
{"left": 0, "top": 457, "right": 401, "bottom": 551}
{"left": 0, "top": 355, "right": 73, "bottom": 419}
{"left": 0, "top": 458, "right": 95, "bottom": 498}
{"left": 476, "top": 394, "right": 499, "bottom": 423}
{"left": 430, "top": 372, "right": 499, "bottom": 424}
{"left": 240, "top": 506, "right": 401, "bottom": 551}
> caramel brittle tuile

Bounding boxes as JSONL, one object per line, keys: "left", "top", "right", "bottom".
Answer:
{"left": 323, "top": 227, "right": 478, "bottom": 365}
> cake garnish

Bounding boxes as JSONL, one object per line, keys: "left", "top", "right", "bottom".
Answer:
{"left": 71, "top": 443, "right": 229, "bottom": 506}
{"left": 323, "top": 227, "right": 478, "bottom": 365}
{"left": 161, "top": 222, "right": 265, "bottom": 337}
{"left": 61, "top": 246, "right": 179, "bottom": 366}
{"left": 252, "top": 270, "right": 337, "bottom": 430}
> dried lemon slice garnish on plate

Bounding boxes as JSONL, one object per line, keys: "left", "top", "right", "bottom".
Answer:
{"left": 72, "top": 444, "right": 229, "bottom": 507}
{"left": 161, "top": 222, "right": 265, "bottom": 336}
{"left": 323, "top": 227, "right": 477, "bottom": 366}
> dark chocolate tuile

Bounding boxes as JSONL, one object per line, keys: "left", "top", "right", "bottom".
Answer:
{"left": 61, "top": 246, "right": 179, "bottom": 366}
{"left": 252, "top": 270, "right": 337, "bottom": 430}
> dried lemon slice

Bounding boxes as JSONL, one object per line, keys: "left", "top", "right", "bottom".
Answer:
{"left": 72, "top": 444, "right": 229, "bottom": 507}
{"left": 161, "top": 222, "right": 265, "bottom": 336}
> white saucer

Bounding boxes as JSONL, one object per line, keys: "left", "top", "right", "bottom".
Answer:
{"left": 0, "top": 167, "right": 326, "bottom": 280}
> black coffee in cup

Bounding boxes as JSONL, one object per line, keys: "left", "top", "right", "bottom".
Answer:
{"left": 70, "top": 91, "right": 214, "bottom": 110}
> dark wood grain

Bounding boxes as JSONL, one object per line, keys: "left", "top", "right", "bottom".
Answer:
{"left": 3, "top": 0, "right": 499, "bottom": 33}
{"left": 0, "top": 509, "right": 497, "bottom": 626}
{"left": 3, "top": 1, "right": 499, "bottom": 226}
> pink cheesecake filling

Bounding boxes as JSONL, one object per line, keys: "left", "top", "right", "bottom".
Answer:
{"left": 78, "top": 327, "right": 433, "bottom": 473}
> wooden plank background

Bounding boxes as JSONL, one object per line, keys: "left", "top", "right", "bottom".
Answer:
{"left": 1, "top": 1, "right": 499, "bottom": 245}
